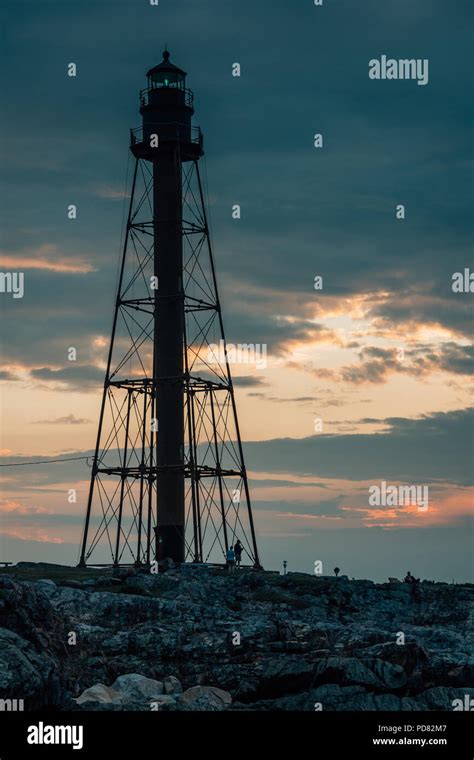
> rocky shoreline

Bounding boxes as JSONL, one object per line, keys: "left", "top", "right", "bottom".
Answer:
{"left": 0, "top": 564, "right": 472, "bottom": 711}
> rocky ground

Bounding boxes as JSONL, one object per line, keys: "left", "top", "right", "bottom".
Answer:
{"left": 0, "top": 563, "right": 473, "bottom": 711}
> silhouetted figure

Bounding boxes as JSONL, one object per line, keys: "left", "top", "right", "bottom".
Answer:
{"left": 234, "top": 540, "right": 243, "bottom": 567}
{"left": 283, "top": 560, "right": 288, "bottom": 575}
{"left": 226, "top": 546, "right": 236, "bottom": 574}
{"left": 334, "top": 567, "right": 340, "bottom": 577}
{"left": 404, "top": 571, "right": 421, "bottom": 601}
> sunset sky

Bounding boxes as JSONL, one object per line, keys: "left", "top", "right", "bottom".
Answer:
{"left": 0, "top": 0, "right": 472, "bottom": 581}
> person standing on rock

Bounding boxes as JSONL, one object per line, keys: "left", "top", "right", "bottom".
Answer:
{"left": 234, "top": 540, "right": 243, "bottom": 568}
{"left": 226, "top": 546, "right": 236, "bottom": 574}
{"left": 404, "top": 571, "right": 421, "bottom": 601}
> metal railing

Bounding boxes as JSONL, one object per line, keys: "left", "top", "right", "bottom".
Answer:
{"left": 130, "top": 123, "right": 202, "bottom": 148}
{"left": 139, "top": 86, "right": 194, "bottom": 109}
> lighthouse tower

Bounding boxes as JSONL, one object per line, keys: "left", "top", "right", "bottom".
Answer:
{"left": 79, "top": 51, "right": 261, "bottom": 569}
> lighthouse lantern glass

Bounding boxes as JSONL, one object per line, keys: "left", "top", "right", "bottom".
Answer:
{"left": 150, "top": 69, "right": 185, "bottom": 88}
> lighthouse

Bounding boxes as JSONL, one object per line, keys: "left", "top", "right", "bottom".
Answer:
{"left": 79, "top": 51, "right": 260, "bottom": 569}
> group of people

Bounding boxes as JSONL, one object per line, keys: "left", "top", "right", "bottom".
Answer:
{"left": 225, "top": 540, "right": 243, "bottom": 573}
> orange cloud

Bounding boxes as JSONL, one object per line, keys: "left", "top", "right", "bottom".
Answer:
{"left": 0, "top": 244, "right": 95, "bottom": 273}
{"left": 0, "top": 527, "right": 64, "bottom": 544}
{"left": 0, "top": 499, "right": 52, "bottom": 515}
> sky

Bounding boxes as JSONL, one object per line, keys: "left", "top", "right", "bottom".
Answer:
{"left": 0, "top": 0, "right": 472, "bottom": 582}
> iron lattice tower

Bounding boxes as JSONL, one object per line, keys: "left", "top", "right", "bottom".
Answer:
{"left": 79, "top": 51, "right": 261, "bottom": 569}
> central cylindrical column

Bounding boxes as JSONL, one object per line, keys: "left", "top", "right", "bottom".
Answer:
{"left": 153, "top": 150, "right": 185, "bottom": 563}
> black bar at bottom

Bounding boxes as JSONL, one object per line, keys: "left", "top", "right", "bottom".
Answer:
{"left": 1, "top": 711, "right": 472, "bottom": 758}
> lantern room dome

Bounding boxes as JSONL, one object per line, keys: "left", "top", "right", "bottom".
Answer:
{"left": 146, "top": 49, "right": 186, "bottom": 87}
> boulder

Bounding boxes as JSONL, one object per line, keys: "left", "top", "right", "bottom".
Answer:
{"left": 163, "top": 675, "right": 182, "bottom": 695}
{"left": 179, "top": 685, "right": 232, "bottom": 711}
{"left": 76, "top": 683, "right": 121, "bottom": 705}
{"left": 111, "top": 674, "right": 164, "bottom": 701}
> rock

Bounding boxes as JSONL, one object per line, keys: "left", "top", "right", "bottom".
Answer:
{"left": 179, "top": 685, "right": 232, "bottom": 711}
{"left": 314, "top": 657, "right": 383, "bottom": 689}
{"left": 0, "top": 628, "right": 61, "bottom": 709}
{"left": 239, "top": 684, "right": 367, "bottom": 711}
{"left": 149, "top": 695, "right": 178, "bottom": 709}
{"left": 259, "top": 656, "right": 313, "bottom": 697}
{"left": 111, "top": 674, "right": 164, "bottom": 701}
{"left": 75, "top": 674, "right": 165, "bottom": 709}
{"left": 1, "top": 567, "right": 472, "bottom": 712}
{"left": 415, "top": 686, "right": 474, "bottom": 711}
{"left": 76, "top": 683, "right": 120, "bottom": 705}
{"left": 371, "top": 658, "right": 407, "bottom": 689}
{"left": 163, "top": 675, "right": 182, "bottom": 695}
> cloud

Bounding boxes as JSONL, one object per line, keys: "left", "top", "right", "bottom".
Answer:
{"left": 244, "top": 408, "right": 473, "bottom": 486}
{"left": 30, "top": 365, "right": 105, "bottom": 392}
{"left": 248, "top": 478, "right": 329, "bottom": 489}
{"left": 0, "top": 370, "right": 19, "bottom": 381}
{"left": 1, "top": 409, "right": 471, "bottom": 493}
{"left": 0, "top": 0, "right": 472, "bottom": 580}
{"left": 247, "top": 393, "right": 316, "bottom": 404}
{"left": 0, "top": 499, "right": 52, "bottom": 515}
{"left": 94, "top": 184, "right": 131, "bottom": 200}
{"left": 232, "top": 375, "right": 268, "bottom": 388}
{"left": 0, "top": 244, "right": 95, "bottom": 273}
{"left": 317, "top": 343, "right": 474, "bottom": 385}
{"left": 253, "top": 497, "right": 346, "bottom": 518}
{"left": 32, "top": 415, "right": 93, "bottom": 425}
{"left": 0, "top": 527, "right": 64, "bottom": 544}
{"left": 369, "top": 294, "right": 473, "bottom": 342}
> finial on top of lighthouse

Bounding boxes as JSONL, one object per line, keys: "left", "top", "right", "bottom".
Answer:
{"left": 163, "top": 44, "right": 170, "bottom": 62}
